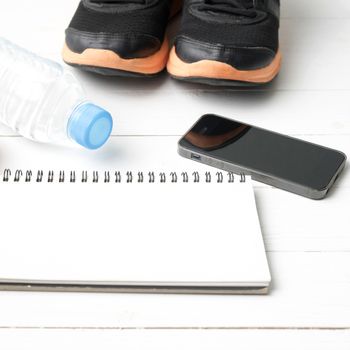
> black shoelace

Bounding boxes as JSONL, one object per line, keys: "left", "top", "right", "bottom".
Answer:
{"left": 197, "top": 0, "right": 256, "bottom": 18}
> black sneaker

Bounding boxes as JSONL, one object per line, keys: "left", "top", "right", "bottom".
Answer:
{"left": 63, "top": 0, "right": 182, "bottom": 77}
{"left": 167, "top": 0, "right": 281, "bottom": 86}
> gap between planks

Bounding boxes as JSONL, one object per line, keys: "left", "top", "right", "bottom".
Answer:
{"left": 0, "top": 326, "right": 349, "bottom": 331}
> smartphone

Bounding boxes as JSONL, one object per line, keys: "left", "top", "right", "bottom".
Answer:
{"left": 178, "top": 114, "right": 346, "bottom": 199}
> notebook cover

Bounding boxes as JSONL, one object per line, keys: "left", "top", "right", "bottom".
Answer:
{"left": 0, "top": 172, "right": 271, "bottom": 294}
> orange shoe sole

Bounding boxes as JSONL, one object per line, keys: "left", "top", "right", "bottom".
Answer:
{"left": 62, "top": 1, "right": 182, "bottom": 77}
{"left": 167, "top": 47, "right": 282, "bottom": 85}
{"left": 62, "top": 38, "right": 170, "bottom": 77}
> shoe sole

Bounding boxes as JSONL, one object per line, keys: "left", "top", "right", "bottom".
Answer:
{"left": 64, "top": 63, "right": 163, "bottom": 78}
{"left": 62, "top": 39, "right": 170, "bottom": 77}
{"left": 62, "top": 0, "right": 182, "bottom": 77}
{"left": 167, "top": 48, "right": 282, "bottom": 86}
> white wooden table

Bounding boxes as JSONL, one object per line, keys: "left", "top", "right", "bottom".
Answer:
{"left": 1, "top": 0, "right": 350, "bottom": 348}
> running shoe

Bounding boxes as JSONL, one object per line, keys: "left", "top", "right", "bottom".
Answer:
{"left": 167, "top": 0, "right": 281, "bottom": 86}
{"left": 63, "top": 0, "right": 182, "bottom": 77}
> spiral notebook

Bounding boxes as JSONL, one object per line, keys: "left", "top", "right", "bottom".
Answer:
{"left": 0, "top": 169, "right": 270, "bottom": 294}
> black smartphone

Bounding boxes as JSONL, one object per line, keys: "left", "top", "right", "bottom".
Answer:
{"left": 178, "top": 114, "right": 346, "bottom": 199}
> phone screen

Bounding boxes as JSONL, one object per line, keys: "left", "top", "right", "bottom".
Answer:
{"left": 179, "top": 114, "right": 346, "bottom": 192}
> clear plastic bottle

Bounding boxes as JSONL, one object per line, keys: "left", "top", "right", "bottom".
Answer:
{"left": 0, "top": 38, "right": 113, "bottom": 150}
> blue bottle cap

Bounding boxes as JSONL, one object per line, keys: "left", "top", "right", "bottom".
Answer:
{"left": 68, "top": 103, "right": 113, "bottom": 150}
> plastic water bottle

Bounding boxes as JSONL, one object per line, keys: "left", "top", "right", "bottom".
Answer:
{"left": 0, "top": 38, "right": 113, "bottom": 150}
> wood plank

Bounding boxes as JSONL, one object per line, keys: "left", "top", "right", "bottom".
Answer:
{"left": 0, "top": 135, "right": 347, "bottom": 185}
{"left": 1, "top": 90, "right": 350, "bottom": 136}
{"left": 255, "top": 188, "right": 350, "bottom": 252}
{"left": 0, "top": 329, "right": 350, "bottom": 350}
{"left": 282, "top": 0, "right": 350, "bottom": 19}
{"left": 0, "top": 253, "right": 349, "bottom": 328}
{"left": 1, "top": 3, "right": 350, "bottom": 92}
{"left": 0, "top": 135, "right": 349, "bottom": 252}
{"left": 2, "top": 18, "right": 350, "bottom": 92}
{"left": 2, "top": 0, "right": 350, "bottom": 20}
{"left": 1, "top": 0, "right": 349, "bottom": 343}
{"left": 2, "top": 12, "right": 350, "bottom": 136}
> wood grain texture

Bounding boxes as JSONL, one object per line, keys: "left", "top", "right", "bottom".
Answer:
{"left": 0, "top": 0, "right": 350, "bottom": 348}
{"left": 0, "top": 329, "right": 350, "bottom": 350}
{"left": 0, "top": 136, "right": 349, "bottom": 253}
{"left": 0, "top": 253, "right": 349, "bottom": 328}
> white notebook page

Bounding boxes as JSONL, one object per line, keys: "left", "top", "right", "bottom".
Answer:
{"left": 0, "top": 174, "right": 270, "bottom": 287}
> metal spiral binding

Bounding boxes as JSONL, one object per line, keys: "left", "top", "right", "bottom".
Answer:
{"left": 59, "top": 171, "right": 65, "bottom": 183}
{"left": 1, "top": 169, "right": 247, "bottom": 184}
{"left": 170, "top": 172, "right": 177, "bottom": 183}
{"left": 182, "top": 172, "right": 189, "bottom": 183}
{"left": 48, "top": 171, "right": 54, "bottom": 183}
{"left": 93, "top": 171, "right": 99, "bottom": 183}
{"left": 70, "top": 171, "right": 76, "bottom": 183}
{"left": 25, "top": 170, "right": 32, "bottom": 182}
{"left": 3, "top": 169, "right": 11, "bottom": 182}
{"left": 149, "top": 172, "right": 155, "bottom": 183}
{"left": 160, "top": 172, "right": 166, "bottom": 183}
{"left": 82, "top": 171, "right": 88, "bottom": 183}
{"left": 36, "top": 170, "right": 44, "bottom": 182}
{"left": 104, "top": 171, "right": 110, "bottom": 183}
{"left": 14, "top": 170, "right": 23, "bottom": 182}
{"left": 115, "top": 171, "right": 122, "bottom": 183}
{"left": 193, "top": 172, "right": 200, "bottom": 183}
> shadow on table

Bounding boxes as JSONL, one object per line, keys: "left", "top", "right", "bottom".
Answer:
{"left": 326, "top": 163, "right": 348, "bottom": 199}
{"left": 252, "top": 189, "right": 277, "bottom": 294}
{"left": 73, "top": 68, "right": 170, "bottom": 92}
